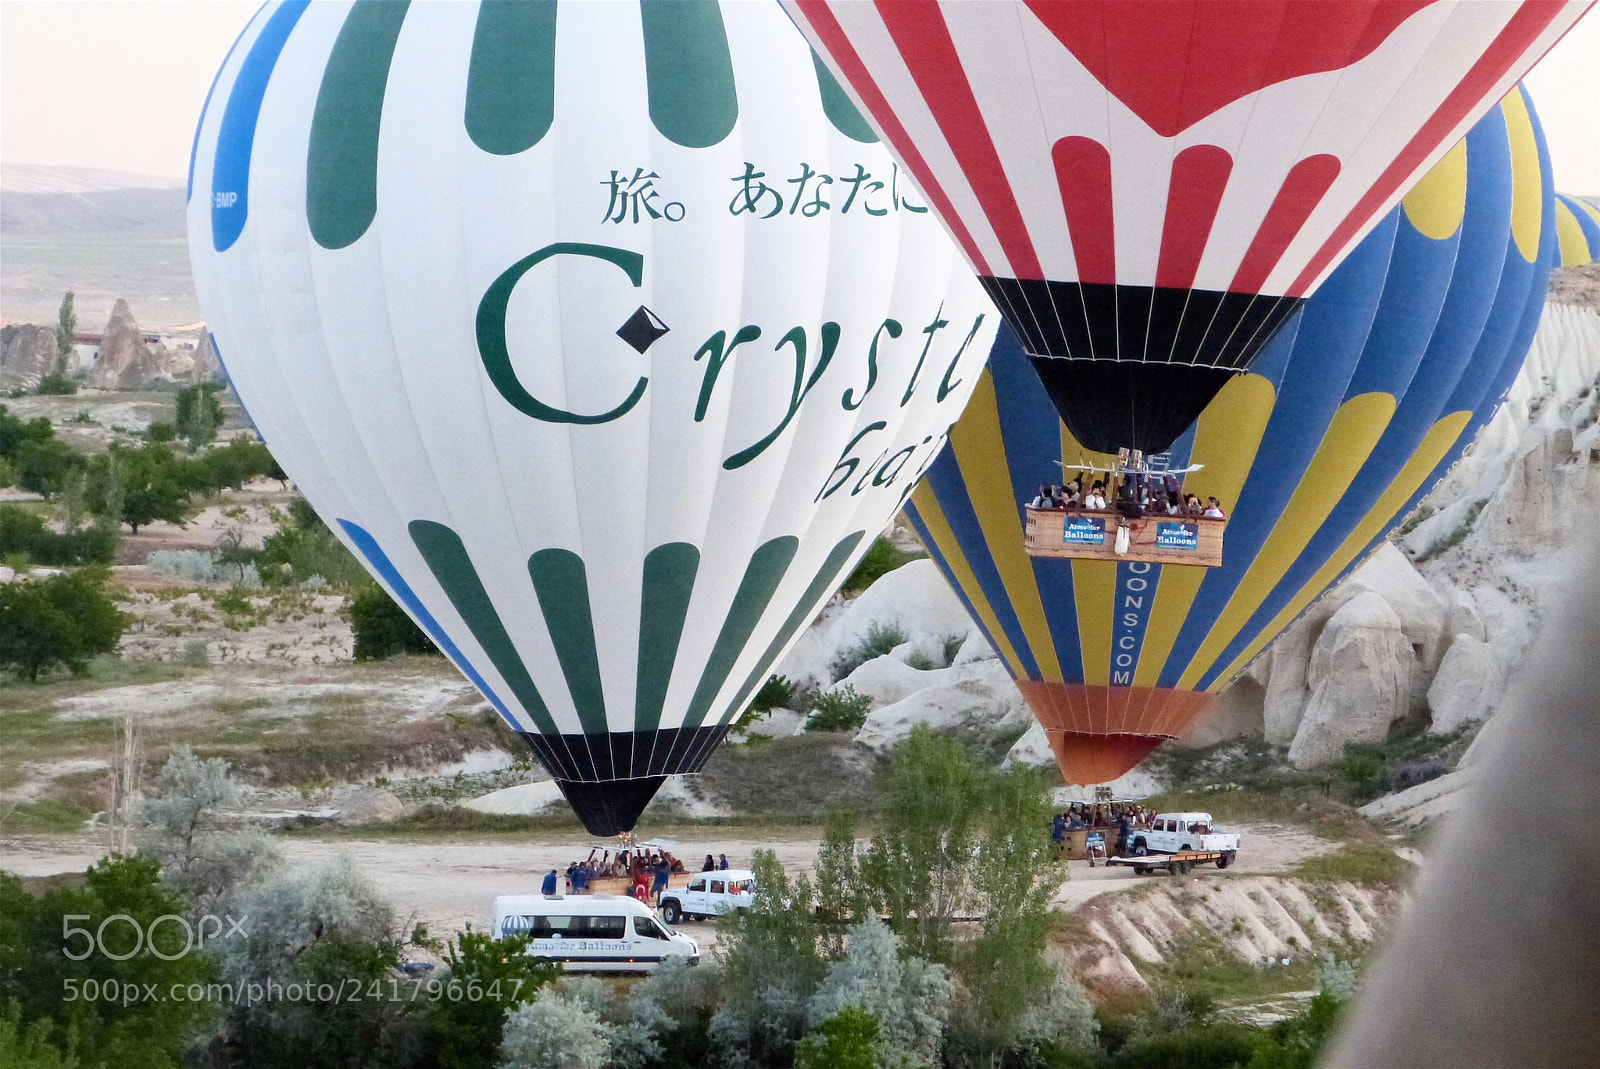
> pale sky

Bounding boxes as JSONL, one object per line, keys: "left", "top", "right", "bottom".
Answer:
{"left": 1, "top": 0, "right": 1597, "bottom": 192}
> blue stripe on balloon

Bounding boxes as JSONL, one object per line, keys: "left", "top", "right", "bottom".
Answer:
{"left": 337, "top": 518, "right": 518, "bottom": 727}
{"left": 1199, "top": 112, "right": 1515, "bottom": 684}
{"left": 1558, "top": 193, "right": 1600, "bottom": 258}
{"left": 189, "top": 1, "right": 265, "bottom": 203}
{"left": 901, "top": 502, "right": 1011, "bottom": 670}
{"left": 919, "top": 447, "right": 1043, "bottom": 679}
{"left": 1159, "top": 212, "right": 1399, "bottom": 688}
{"left": 211, "top": 0, "right": 310, "bottom": 251}
{"left": 987, "top": 328, "right": 1084, "bottom": 679}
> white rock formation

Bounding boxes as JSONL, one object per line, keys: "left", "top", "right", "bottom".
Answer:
{"left": 775, "top": 559, "right": 974, "bottom": 689}
{"left": 1288, "top": 593, "right": 1410, "bottom": 769}
{"left": 1426, "top": 634, "right": 1502, "bottom": 733}
{"left": 1261, "top": 544, "right": 1440, "bottom": 748}
{"left": 854, "top": 659, "right": 1028, "bottom": 751}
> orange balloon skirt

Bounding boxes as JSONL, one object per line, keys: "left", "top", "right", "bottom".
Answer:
{"left": 1014, "top": 681, "right": 1216, "bottom": 785}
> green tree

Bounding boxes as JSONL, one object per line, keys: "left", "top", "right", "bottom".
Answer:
{"left": 86, "top": 445, "right": 197, "bottom": 534}
{"left": 199, "top": 436, "right": 274, "bottom": 493}
{"left": 857, "top": 729, "right": 987, "bottom": 959}
{"left": 350, "top": 583, "right": 436, "bottom": 661}
{"left": 257, "top": 497, "right": 366, "bottom": 587}
{"left": 794, "top": 1007, "right": 880, "bottom": 1069}
{"left": 174, "top": 382, "right": 225, "bottom": 448}
{"left": 0, "top": 507, "right": 116, "bottom": 566}
{"left": 13, "top": 440, "right": 83, "bottom": 499}
{"left": 0, "top": 407, "right": 54, "bottom": 461}
{"left": 143, "top": 421, "right": 177, "bottom": 444}
{"left": 0, "top": 855, "right": 219, "bottom": 1069}
{"left": 207, "top": 859, "right": 428, "bottom": 1069}
{"left": 711, "top": 851, "right": 828, "bottom": 1065}
{"left": 0, "top": 566, "right": 126, "bottom": 681}
{"left": 423, "top": 929, "right": 557, "bottom": 1069}
{"left": 0, "top": 1001, "right": 78, "bottom": 1068}
{"left": 53, "top": 292, "right": 76, "bottom": 363}
{"left": 33, "top": 374, "right": 77, "bottom": 397}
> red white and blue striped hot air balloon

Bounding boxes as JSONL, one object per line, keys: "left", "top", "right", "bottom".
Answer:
{"left": 784, "top": 1, "right": 1593, "bottom": 456}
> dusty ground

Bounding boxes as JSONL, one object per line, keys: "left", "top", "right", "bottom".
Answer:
{"left": 0, "top": 821, "right": 1340, "bottom": 946}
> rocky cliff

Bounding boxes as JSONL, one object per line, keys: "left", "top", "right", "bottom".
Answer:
{"left": 0, "top": 324, "right": 64, "bottom": 389}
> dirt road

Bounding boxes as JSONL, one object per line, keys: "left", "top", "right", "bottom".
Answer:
{"left": 4, "top": 822, "right": 1339, "bottom": 943}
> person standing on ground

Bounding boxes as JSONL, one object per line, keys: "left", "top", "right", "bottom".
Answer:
{"left": 652, "top": 857, "right": 670, "bottom": 903}
{"left": 541, "top": 869, "right": 558, "bottom": 895}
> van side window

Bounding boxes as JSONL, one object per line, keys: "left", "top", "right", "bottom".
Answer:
{"left": 583, "top": 916, "right": 627, "bottom": 940}
{"left": 1177, "top": 821, "right": 1187, "bottom": 832}
{"left": 710, "top": 881, "right": 725, "bottom": 894}
{"left": 525, "top": 915, "right": 626, "bottom": 939}
{"left": 689, "top": 877, "right": 706, "bottom": 892}
{"left": 634, "top": 916, "right": 669, "bottom": 940}
{"left": 731, "top": 880, "right": 753, "bottom": 894}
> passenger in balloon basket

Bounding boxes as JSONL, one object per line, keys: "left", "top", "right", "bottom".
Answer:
{"left": 1085, "top": 482, "right": 1108, "bottom": 510}
{"left": 1203, "top": 497, "right": 1227, "bottom": 519}
{"left": 1183, "top": 493, "right": 1203, "bottom": 516}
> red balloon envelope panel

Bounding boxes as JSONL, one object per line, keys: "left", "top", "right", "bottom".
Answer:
{"left": 786, "top": 0, "right": 1592, "bottom": 454}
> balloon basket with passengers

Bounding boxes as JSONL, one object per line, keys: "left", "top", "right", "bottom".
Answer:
{"left": 1024, "top": 449, "right": 1227, "bottom": 567}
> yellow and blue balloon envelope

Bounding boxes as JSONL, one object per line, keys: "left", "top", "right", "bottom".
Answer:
{"left": 905, "top": 87, "right": 1563, "bottom": 784}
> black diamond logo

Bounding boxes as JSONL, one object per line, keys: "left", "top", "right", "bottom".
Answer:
{"left": 616, "top": 305, "right": 670, "bottom": 354}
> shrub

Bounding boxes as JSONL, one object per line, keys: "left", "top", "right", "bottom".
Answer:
{"left": 806, "top": 686, "right": 872, "bottom": 733}
{"left": 841, "top": 537, "right": 921, "bottom": 594}
{"left": 423, "top": 929, "right": 557, "bottom": 1069}
{"left": 13, "top": 439, "right": 83, "bottom": 499}
{"left": 740, "top": 674, "right": 797, "bottom": 723}
{"left": 147, "top": 548, "right": 224, "bottom": 583}
{"left": 0, "top": 506, "right": 116, "bottom": 565}
{"left": 140, "top": 745, "right": 279, "bottom": 909}
{"left": 259, "top": 498, "right": 367, "bottom": 587}
{"left": 350, "top": 583, "right": 436, "bottom": 661}
{"left": 794, "top": 1007, "right": 880, "bottom": 1069}
{"left": 33, "top": 373, "right": 77, "bottom": 396}
{"left": 498, "top": 987, "right": 609, "bottom": 1069}
{"left": 0, "top": 855, "right": 219, "bottom": 1069}
{"left": 831, "top": 619, "right": 909, "bottom": 679}
{"left": 174, "top": 382, "right": 225, "bottom": 446}
{"left": 0, "top": 566, "right": 127, "bottom": 681}
{"left": 144, "top": 420, "right": 177, "bottom": 443}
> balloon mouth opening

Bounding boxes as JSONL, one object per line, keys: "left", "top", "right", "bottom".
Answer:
{"left": 978, "top": 279, "right": 1301, "bottom": 453}
{"left": 554, "top": 777, "right": 668, "bottom": 837}
{"left": 513, "top": 725, "right": 732, "bottom": 835}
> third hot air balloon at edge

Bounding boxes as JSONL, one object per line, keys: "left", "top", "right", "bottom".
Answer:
{"left": 904, "top": 87, "right": 1559, "bottom": 785}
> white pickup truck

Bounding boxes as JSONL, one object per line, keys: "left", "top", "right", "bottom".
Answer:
{"left": 659, "top": 869, "right": 757, "bottom": 924}
{"left": 1129, "top": 812, "right": 1239, "bottom": 867}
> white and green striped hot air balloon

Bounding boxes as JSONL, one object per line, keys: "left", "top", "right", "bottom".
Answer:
{"left": 186, "top": 0, "right": 998, "bottom": 834}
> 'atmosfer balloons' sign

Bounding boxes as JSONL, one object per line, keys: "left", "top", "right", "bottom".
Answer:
{"left": 187, "top": 0, "right": 998, "bottom": 835}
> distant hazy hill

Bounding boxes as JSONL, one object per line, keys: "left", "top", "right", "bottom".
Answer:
{"left": 0, "top": 163, "right": 184, "bottom": 194}
{"left": 1, "top": 164, "right": 187, "bottom": 239}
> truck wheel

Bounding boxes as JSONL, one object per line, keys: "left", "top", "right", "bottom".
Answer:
{"left": 662, "top": 901, "right": 681, "bottom": 925}
{"left": 1217, "top": 852, "right": 1234, "bottom": 869}
{"left": 1132, "top": 842, "right": 1148, "bottom": 857}
{"left": 1133, "top": 866, "right": 1147, "bottom": 876}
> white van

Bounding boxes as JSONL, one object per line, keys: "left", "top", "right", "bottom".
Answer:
{"left": 492, "top": 894, "right": 699, "bottom": 973}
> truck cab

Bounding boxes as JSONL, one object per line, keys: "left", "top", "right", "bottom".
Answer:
{"left": 659, "top": 869, "right": 757, "bottom": 924}
{"left": 1130, "top": 812, "right": 1240, "bottom": 863}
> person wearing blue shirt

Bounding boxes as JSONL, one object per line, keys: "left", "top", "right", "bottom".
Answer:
{"left": 541, "top": 869, "right": 558, "bottom": 895}
{"left": 717, "top": 854, "right": 729, "bottom": 870}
